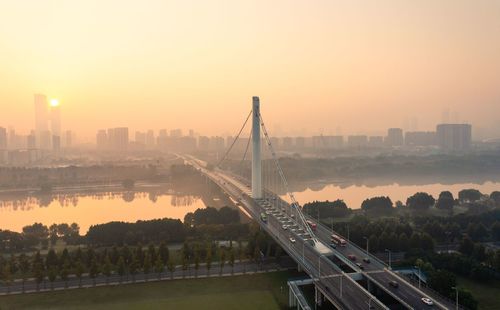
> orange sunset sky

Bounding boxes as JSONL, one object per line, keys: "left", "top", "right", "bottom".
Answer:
{"left": 1, "top": 0, "right": 500, "bottom": 140}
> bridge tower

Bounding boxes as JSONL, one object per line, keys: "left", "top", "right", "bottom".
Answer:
{"left": 252, "top": 96, "right": 262, "bottom": 199}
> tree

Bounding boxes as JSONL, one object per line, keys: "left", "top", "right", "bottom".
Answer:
{"left": 436, "top": 191, "right": 455, "bottom": 210}
{"left": 194, "top": 249, "right": 200, "bottom": 278}
{"left": 60, "top": 261, "right": 70, "bottom": 288}
{"left": 206, "top": 245, "right": 212, "bottom": 276}
{"left": 167, "top": 258, "right": 175, "bottom": 279}
{"left": 154, "top": 255, "right": 164, "bottom": 280}
{"left": 75, "top": 260, "right": 85, "bottom": 287}
{"left": 143, "top": 252, "right": 152, "bottom": 281}
{"left": 158, "top": 242, "right": 169, "bottom": 263}
{"left": 102, "top": 255, "right": 112, "bottom": 284}
{"left": 117, "top": 256, "right": 126, "bottom": 283}
{"left": 361, "top": 196, "right": 393, "bottom": 215}
{"left": 19, "top": 254, "right": 30, "bottom": 293}
{"left": 491, "top": 191, "right": 500, "bottom": 207}
{"left": 89, "top": 259, "right": 100, "bottom": 286}
{"left": 49, "top": 224, "right": 59, "bottom": 246}
{"left": 428, "top": 269, "right": 456, "bottom": 297}
{"left": 129, "top": 256, "right": 139, "bottom": 282}
{"left": 1, "top": 263, "right": 12, "bottom": 294}
{"left": 181, "top": 256, "right": 189, "bottom": 278}
{"left": 229, "top": 248, "right": 236, "bottom": 274}
{"left": 406, "top": 192, "right": 435, "bottom": 211}
{"left": 457, "top": 288, "right": 478, "bottom": 310}
{"left": 491, "top": 221, "right": 500, "bottom": 241}
{"left": 219, "top": 249, "right": 226, "bottom": 275}
{"left": 48, "top": 267, "right": 57, "bottom": 290}
{"left": 459, "top": 189, "right": 482, "bottom": 202}
{"left": 33, "top": 262, "right": 45, "bottom": 291}
{"left": 459, "top": 236, "right": 474, "bottom": 256}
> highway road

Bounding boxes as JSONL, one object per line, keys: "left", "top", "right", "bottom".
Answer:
{"left": 183, "top": 156, "right": 389, "bottom": 310}
{"left": 183, "top": 155, "right": 458, "bottom": 310}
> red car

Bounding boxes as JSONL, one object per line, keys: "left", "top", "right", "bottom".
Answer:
{"left": 348, "top": 254, "right": 356, "bottom": 261}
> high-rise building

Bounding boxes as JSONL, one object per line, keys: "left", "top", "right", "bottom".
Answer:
{"left": 34, "top": 94, "right": 50, "bottom": 149}
{"left": 52, "top": 135, "right": 61, "bottom": 151}
{"left": 27, "top": 131, "right": 36, "bottom": 149}
{"left": 96, "top": 130, "right": 108, "bottom": 149}
{"left": 436, "top": 124, "right": 472, "bottom": 151}
{"left": 64, "top": 130, "right": 73, "bottom": 148}
{"left": 50, "top": 101, "right": 61, "bottom": 137}
{"left": 34, "top": 94, "right": 48, "bottom": 133}
{"left": 146, "top": 130, "right": 155, "bottom": 148}
{"left": 198, "top": 136, "right": 210, "bottom": 150}
{"left": 0, "top": 127, "right": 7, "bottom": 149}
{"left": 386, "top": 128, "right": 404, "bottom": 147}
{"left": 347, "top": 135, "right": 368, "bottom": 148}
{"left": 405, "top": 131, "right": 437, "bottom": 146}
{"left": 111, "top": 127, "right": 129, "bottom": 151}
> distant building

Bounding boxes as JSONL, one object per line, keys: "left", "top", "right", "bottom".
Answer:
{"left": 50, "top": 103, "right": 61, "bottom": 137}
{"left": 146, "top": 130, "right": 155, "bottom": 149}
{"left": 282, "top": 137, "right": 294, "bottom": 149}
{"left": 386, "top": 128, "right": 404, "bottom": 147}
{"left": 110, "top": 127, "right": 129, "bottom": 151}
{"left": 52, "top": 135, "right": 61, "bottom": 151}
{"left": 170, "top": 129, "right": 182, "bottom": 138}
{"left": 210, "top": 136, "right": 225, "bottom": 151}
{"left": 64, "top": 130, "right": 73, "bottom": 148}
{"left": 405, "top": 131, "right": 437, "bottom": 146}
{"left": 368, "top": 136, "right": 384, "bottom": 147}
{"left": 198, "top": 136, "right": 210, "bottom": 150}
{"left": 0, "top": 127, "right": 7, "bottom": 149}
{"left": 96, "top": 130, "right": 108, "bottom": 149}
{"left": 347, "top": 135, "right": 368, "bottom": 148}
{"left": 27, "top": 131, "right": 36, "bottom": 149}
{"left": 295, "top": 137, "right": 305, "bottom": 148}
{"left": 135, "top": 131, "right": 146, "bottom": 145}
{"left": 436, "top": 124, "right": 471, "bottom": 151}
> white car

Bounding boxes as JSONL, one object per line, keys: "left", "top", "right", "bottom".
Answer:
{"left": 289, "top": 237, "right": 296, "bottom": 243}
{"left": 282, "top": 225, "right": 288, "bottom": 230}
{"left": 421, "top": 297, "right": 433, "bottom": 306}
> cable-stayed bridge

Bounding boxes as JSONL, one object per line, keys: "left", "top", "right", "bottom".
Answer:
{"left": 182, "top": 97, "right": 456, "bottom": 310}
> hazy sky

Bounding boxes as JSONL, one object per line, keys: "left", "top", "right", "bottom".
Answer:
{"left": 1, "top": 0, "right": 500, "bottom": 139}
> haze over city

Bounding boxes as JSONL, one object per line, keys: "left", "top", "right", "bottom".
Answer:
{"left": 1, "top": 0, "right": 500, "bottom": 139}
{"left": 2, "top": 2, "right": 500, "bottom": 310}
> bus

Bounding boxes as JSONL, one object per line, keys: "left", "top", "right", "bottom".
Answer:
{"left": 306, "top": 220, "right": 317, "bottom": 231}
{"left": 331, "top": 234, "right": 347, "bottom": 246}
{"left": 260, "top": 213, "right": 268, "bottom": 223}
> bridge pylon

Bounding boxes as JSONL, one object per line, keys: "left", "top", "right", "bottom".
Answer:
{"left": 252, "top": 96, "right": 262, "bottom": 199}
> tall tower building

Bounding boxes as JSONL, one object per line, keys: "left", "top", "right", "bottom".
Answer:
{"left": 34, "top": 94, "right": 48, "bottom": 132}
{"left": 0, "top": 127, "right": 7, "bottom": 149}
{"left": 50, "top": 100, "right": 61, "bottom": 137}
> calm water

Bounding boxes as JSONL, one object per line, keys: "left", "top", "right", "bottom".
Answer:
{"left": 285, "top": 181, "right": 500, "bottom": 209}
{"left": 0, "top": 192, "right": 205, "bottom": 233}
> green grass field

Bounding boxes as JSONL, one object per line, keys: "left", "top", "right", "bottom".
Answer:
{"left": 456, "top": 276, "right": 500, "bottom": 310}
{"left": 0, "top": 271, "right": 293, "bottom": 310}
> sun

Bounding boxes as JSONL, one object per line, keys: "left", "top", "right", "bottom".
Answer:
{"left": 50, "top": 99, "right": 60, "bottom": 107}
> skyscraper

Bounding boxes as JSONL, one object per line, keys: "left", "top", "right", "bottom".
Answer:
{"left": 0, "top": 127, "right": 7, "bottom": 149}
{"left": 34, "top": 94, "right": 48, "bottom": 132}
{"left": 436, "top": 124, "right": 472, "bottom": 151}
{"left": 50, "top": 101, "right": 61, "bottom": 137}
{"left": 386, "top": 128, "right": 404, "bottom": 147}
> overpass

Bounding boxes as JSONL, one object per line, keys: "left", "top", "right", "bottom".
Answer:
{"left": 182, "top": 96, "right": 455, "bottom": 310}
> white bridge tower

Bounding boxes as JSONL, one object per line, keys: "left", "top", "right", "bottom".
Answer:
{"left": 252, "top": 96, "right": 262, "bottom": 199}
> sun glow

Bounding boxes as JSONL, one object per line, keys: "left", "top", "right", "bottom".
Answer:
{"left": 50, "top": 99, "right": 59, "bottom": 107}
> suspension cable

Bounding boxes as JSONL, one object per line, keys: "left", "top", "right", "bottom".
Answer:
{"left": 259, "top": 113, "right": 318, "bottom": 243}
{"left": 216, "top": 110, "right": 252, "bottom": 168}
{"left": 239, "top": 129, "right": 252, "bottom": 176}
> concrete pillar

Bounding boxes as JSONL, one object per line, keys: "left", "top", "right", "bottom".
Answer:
{"left": 252, "top": 96, "right": 262, "bottom": 199}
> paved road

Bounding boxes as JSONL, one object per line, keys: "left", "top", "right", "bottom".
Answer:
{"left": 184, "top": 156, "right": 389, "bottom": 310}
{"left": 185, "top": 155, "right": 458, "bottom": 310}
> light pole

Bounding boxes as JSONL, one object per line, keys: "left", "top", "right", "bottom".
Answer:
{"left": 340, "top": 274, "right": 343, "bottom": 298}
{"left": 385, "top": 249, "right": 392, "bottom": 270}
{"left": 363, "top": 236, "right": 369, "bottom": 256}
{"left": 346, "top": 224, "right": 350, "bottom": 241}
{"left": 414, "top": 265, "right": 421, "bottom": 288}
{"left": 452, "top": 286, "right": 459, "bottom": 310}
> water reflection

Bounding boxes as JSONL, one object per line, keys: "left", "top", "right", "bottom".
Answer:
{"left": 0, "top": 191, "right": 204, "bottom": 233}
{"left": 283, "top": 181, "right": 500, "bottom": 209}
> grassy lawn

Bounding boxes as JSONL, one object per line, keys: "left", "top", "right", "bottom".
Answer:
{"left": 456, "top": 276, "right": 500, "bottom": 310}
{"left": 0, "top": 271, "right": 294, "bottom": 310}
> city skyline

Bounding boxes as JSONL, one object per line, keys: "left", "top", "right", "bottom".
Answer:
{"left": 1, "top": 1, "right": 500, "bottom": 139}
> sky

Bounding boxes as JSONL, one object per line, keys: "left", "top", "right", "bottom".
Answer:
{"left": 1, "top": 0, "right": 500, "bottom": 140}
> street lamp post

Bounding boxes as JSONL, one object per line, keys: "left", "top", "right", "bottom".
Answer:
{"left": 385, "top": 249, "right": 392, "bottom": 270}
{"left": 414, "top": 265, "right": 421, "bottom": 288}
{"left": 363, "top": 236, "right": 369, "bottom": 256}
{"left": 346, "top": 224, "right": 350, "bottom": 241}
{"left": 452, "top": 286, "right": 459, "bottom": 310}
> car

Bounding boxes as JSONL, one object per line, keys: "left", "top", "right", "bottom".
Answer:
{"left": 421, "top": 297, "right": 434, "bottom": 306}
{"left": 363, "top": 257, "right": 371, "bottom": 263}
{"left": 291, "top": 214, "right": 295, "bottom": 218}
{"left": 329, "top": 243, "right": 337, "bottom": 249}
{"left": 282, "top": 225, "right": 288, "bottom": 230}
{"left": 389, "top": 281, "right": 399, "bottom": 288}
{"left": 289, "top": 237, "right": 296, "bottom": 243}
{"left": 356, "top": 263, "right": 364, "bottom": 270}
{"left": 348, "top": 254, "right": 356, "bottom": 261}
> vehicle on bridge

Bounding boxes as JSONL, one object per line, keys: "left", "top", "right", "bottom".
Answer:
{"left": 306, "top": 220, "right": 317, "bottom": 231}
{"left": 331, "top": 234, "right": 347, "bottom": 246}
{"left": 260, "top": 213, "right": 268, "bottom": 223}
